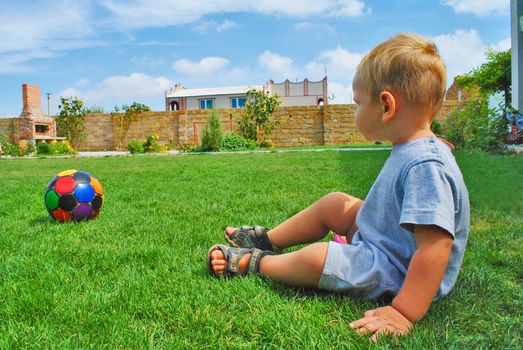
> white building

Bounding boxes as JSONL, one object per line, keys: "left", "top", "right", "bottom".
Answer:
{"left": 165, "top": 77, "right": 328, "bottom": 111}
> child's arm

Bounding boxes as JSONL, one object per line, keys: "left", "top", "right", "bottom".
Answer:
{"left": 350, "top": 224, "right": 453, "bottom": 342}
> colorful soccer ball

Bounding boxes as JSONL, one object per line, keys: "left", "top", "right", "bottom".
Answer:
{"left": 44, "top": 169, "right": 104, "bottom": 222}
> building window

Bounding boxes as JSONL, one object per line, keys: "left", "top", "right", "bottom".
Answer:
{"left": 199, "top": 99, "right": 214, "bottom": 109}
{"left": 170, "top": 101, "right": 179, "bottom": 111}
{"left": 231, "top": 97, "right": 246, "bottom": 108}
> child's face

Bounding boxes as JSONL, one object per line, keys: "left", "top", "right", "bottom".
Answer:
{"left": 352, "top": 74, "right": 383, "bottom": 141}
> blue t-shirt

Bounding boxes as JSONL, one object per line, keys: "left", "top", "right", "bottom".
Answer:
{"left": 352, "top": 137, "right": 470, "bottom": 298}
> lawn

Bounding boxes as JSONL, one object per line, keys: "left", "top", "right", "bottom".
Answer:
{"left": 0, "top": 150, "right": 521, "bottom": 349}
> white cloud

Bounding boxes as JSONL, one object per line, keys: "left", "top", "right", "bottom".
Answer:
{"left": 58, "top": 73, "right": 173, "bottom": 109}
{"left": 0, "top": 0, "right": 96, "bottom": 73}
{"left": 333, "top": 0, "right": 371, "bottom": 17}
{"left": 491, "top": 37, "right": 511, "bottom": 52}
{"left": 99, "top": 0, "right": 370, "bottom": 29}
{"left": 304, "top": 46, "right": 363, "bottom": 104}
{"left": 173, "top": 57, "right": 230, "bottom": 77}
{"left": 443, "top": 0, "right": 509, "bottom": 16}
{"left": 193, "top": 20, "right": 241, "bottom": 33}
{"left": 306, "top": 46, "right": 363, "bottom": 81}
{"left": 0, "top": 51, "right": 57, "bottom": 74}
{"left": 431, "top": 29, "right": 510, "bottom": 84}
{"left": 258, "top": 51, "right": 295, "bottom": 79}
{"left": 328, "top": 82, "right": 353, "bottom": 104}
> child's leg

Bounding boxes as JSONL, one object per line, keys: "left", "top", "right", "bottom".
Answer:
{"left": 226, "top": 192, "right": 362, "bottom": 248}
{"left": 210, "top": 242, "right": 328, "bottom": 288}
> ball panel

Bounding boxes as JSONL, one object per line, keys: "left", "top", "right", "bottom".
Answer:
{"left": 44, "top": 190, "right": 59, "bottom": 210}
{"left": 46, "top": 176, "right": 59, "bottom": 191}
{"left": 57, "top": 169, "right": 77, "bottom": 177}
{"left": 58, "top": 194, "right": 78, "bottom": 211}
{"left": 72, "top": 204, "right": 92, "bottom": 221}
{"left": 74, "top": 183, "right": 95, "bottom": 203}
{"left": 52, "top": 208, "right": 71, "bottom": 222}
{"left": 90, "top": 177, "right": 104, "bottom": 195}
{"left": 55, "top": 176, "right": 76, "bottom": 195}
{"left": 73, "top": 170, "right": 92, "bottom": 183}
{"left": 91, "top": 194, "right": 104, "bottom": 211}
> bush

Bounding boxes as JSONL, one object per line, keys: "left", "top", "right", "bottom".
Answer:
{"left": 201, "top": 109, "right": 224, "bottom": 151}
{"left": 128, "top": 140, "right": 144, "bottom": 154}
{"left": 36, "top": 141, "right": 76, "bottom": 156}
{"left": 442, "top": 100, "right": 508, "bottom": 153}
{"left": 127, "top": 135, "right": 163, "bottom": 154}
{"left": 0, "top": 133, "right": 36, "bottom": 157}
{"left": 37, "top": 142, "right": 51, "bottom": 155}
{"left": 143, "top": 134, "right": 161, "bottom": 153}
{"left": 221, "top": 133, "right": 257, "bottom": 151}
{"left": 258, "top": 140, "right": 274, "bottom": 149}
{"left": 431, "top": 119, "right": 443, "bottom": 137}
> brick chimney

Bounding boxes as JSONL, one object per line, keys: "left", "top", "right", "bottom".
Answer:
{"left": 17, "top": 83, "right": 56, "bottom": 142}
{"left": 20, "top": 83, "right": 47, "bottom": 118}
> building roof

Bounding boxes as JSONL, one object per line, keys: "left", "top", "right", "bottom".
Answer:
{"left": 166, "top": 85, "right": 263, "bottom": 98}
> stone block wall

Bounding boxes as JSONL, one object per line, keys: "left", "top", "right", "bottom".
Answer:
{"left": 1, "top": 101, "right": 472, "bottom": 151}
{"left": 81, "top": 114, "right": 116, "bottom": 151}
{"left": 0, "top": 118, "right": 14, "bottom": 142}
{"left": 267, "top": 106, "right": 326, "bottom": 147}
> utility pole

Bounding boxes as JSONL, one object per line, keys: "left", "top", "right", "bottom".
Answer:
{"left": 46, "top": 92, "right": 51, "bottom": 115}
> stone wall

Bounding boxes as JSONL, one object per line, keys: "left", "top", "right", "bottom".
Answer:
{"left": 0, "top": 118, "right": 14, "bottom": 141}
{"left": 1, "top": 101, "right": 470, "bottom": 151}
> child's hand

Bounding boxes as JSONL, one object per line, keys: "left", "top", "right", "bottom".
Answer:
{"left": 350, "top": 306, "right": 413, "bottom": 343}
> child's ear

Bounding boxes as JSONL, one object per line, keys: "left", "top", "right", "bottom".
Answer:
{"left": 380, "top": 91, "right": 396, "bottom": 123}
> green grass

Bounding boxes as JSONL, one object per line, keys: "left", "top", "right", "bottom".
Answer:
{"left": 0, "top": 151, "right": 521, "bottom": 349}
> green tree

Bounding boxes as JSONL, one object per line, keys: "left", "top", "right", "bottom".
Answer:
{"left": 457, "top": 49, "right": 511, "bottom": 105}
{"left": 442, "top": 100, "right": 507, "bottom": 153}
{"left": 56, "top": 96, "right": 86, "bottom": 148}
{"left": 201, "top": 109, "right": 224, "bottom": 151}
{"left": 238, "top": 89, "right": 281, "bottom": 143}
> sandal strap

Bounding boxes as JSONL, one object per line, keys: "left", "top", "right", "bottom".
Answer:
{"left": 225, "top": 247, "right": 252, "bottom": 274}
{"left": 248, "top": 248, "right": 273, "bottom": 274}
{"left": 229, "top": 225, "right": 281, "bottom": 253}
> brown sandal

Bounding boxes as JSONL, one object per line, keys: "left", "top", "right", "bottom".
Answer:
{"left": 207, "top": 244, "right": 273, "bottom": 277}
{"left": 224, "top": 225, "right": 282, "bottom": 253}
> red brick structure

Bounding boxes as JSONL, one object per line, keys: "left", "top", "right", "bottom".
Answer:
{"left": 18, "top": 84, "right": 58, "bottom": 143}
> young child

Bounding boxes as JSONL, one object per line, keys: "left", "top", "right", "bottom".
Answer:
{"left": 207, "top": 33, "right": 470, "bottom": 342}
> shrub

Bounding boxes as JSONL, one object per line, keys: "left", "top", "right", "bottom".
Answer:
{"left": 127, "top": 135, "right": 163, "bottom": 154}
{"left": 201, "top": 109, "right": 224, "bottom": 151}
{"left": 37, "top": 142, "right": 51, "bottom": 155}
{"left": 442, "top": 100, "right": 508, "bottom": 153}
{"left": 221, "top": 133, "right": 257, "bottom": 151}
{"left": 258, "top": 140, "right": 274, "bottom": 149}
{"left": 430, "top": 119, "right": 443, "bottom": 137}
{"left": 37, "top": 141, "right": 76, "bottom": 156}
{"left": 128, "top": 140, "right": 145, "bottom": 154}
{"left": 143, "top": 134, "right": 162, "bottom": 153}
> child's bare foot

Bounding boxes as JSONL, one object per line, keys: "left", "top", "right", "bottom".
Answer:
{"left": 224, "top": 226, "right": 237, "bottom": 238}
{"left": 209, "top": 247, "right": 250, "bottom": 276}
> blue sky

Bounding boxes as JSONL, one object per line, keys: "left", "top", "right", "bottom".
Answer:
{"left": 0, "top": 0, "right": 511, "bottom": 117}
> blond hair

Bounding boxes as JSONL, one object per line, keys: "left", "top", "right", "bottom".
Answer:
{"left": 356, "top": 33, "right": 447, "bottom": 113}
